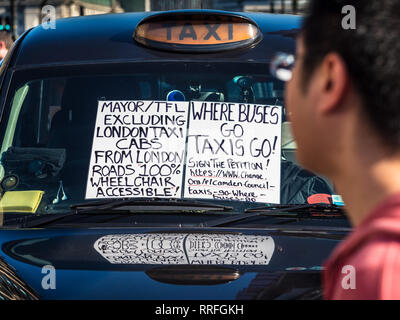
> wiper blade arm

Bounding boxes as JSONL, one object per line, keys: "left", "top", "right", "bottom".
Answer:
{"left": 71, "top": 197, "right": 232, "bottom": 212}
{"left": 197, "top": 204, "right": 345, "bottom": 228}
{"left": 197, "top": 204, "right": 312, "bottom": 228}
{"left": 245, "top": 203, "right": 344, "bottom": 214}
{"left": 18, "top": 199, "right": 231, "bottom": 228}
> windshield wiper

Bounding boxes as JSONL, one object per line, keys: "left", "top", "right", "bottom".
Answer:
{"left": 70, "top": 197, "right": 232, "bottom": 213}
{"left": 244, "top": 203, "right": 344, "bottom": 214}
{"left": 196, "top": 204, "right": 345, "bottom": 228}
{"left": 15, "top": 198, "right": 232, "bottom": 228}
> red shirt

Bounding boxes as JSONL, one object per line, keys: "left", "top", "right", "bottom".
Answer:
{"left": 323, "top": 192, "right": 400, "bottom": 300}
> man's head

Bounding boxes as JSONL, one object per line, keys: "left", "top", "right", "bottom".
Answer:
{"left": 285, "top": 0, "right": 400, "bottom": 177}
{"left": 0, "top": 31, "right": 13, "bottom": 59}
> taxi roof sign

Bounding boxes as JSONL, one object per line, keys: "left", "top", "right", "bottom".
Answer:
{"left": 133, "top": 12, "right": 262, "bottom": 52}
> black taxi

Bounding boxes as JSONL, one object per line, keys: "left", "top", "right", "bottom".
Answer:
{"left": 0, "top": 9, "right": 350, "bottom": 300}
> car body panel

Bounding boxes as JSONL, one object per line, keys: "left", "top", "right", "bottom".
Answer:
{"left": 12, "top": 11, "right": 300, "bottom": 68}
{"left": 0, "top": 227, "right": 345, "bottom": 299}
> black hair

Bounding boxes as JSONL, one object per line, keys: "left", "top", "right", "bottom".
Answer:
{"left": 302, "top": 0, "right": 400, "bottom": 148}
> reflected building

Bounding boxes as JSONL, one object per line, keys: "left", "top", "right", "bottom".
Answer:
{"left": 0, "top": 0, "right": 308, "bottom": 38}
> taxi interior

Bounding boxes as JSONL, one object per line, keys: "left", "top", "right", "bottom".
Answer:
{"left": 2, "top": 65, "right": 293, "bottom": 205}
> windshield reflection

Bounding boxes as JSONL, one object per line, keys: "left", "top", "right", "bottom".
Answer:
{"left": 0, "top": 63, "right": 336, "bottom": 217}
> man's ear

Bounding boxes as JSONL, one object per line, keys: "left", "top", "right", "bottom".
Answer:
{"left": 0, "top": 41, "right": 5, "bottom": 50}
{"left": 317, "top": 53, "right": 349, "bottom": 114}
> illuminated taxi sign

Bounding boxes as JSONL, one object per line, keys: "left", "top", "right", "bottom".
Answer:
{"left": 134, "top": 13, "right": 262, "bottom": 52}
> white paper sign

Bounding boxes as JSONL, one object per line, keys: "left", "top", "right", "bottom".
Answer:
{"left": 184, "top": 101, "right": 282, "bottom": 203}
{"left": 85, "top": 100, "right": 188, "bottom": 199}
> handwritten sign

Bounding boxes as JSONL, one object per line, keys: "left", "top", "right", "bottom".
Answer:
{"left": 85, "top": 100, "right": 188, "bottom": 199}
{"left": 184, "top": 101, "right": 282, "bottom": 203}
{"left": 94, "top": 233, "right": 275, "bottom": 265}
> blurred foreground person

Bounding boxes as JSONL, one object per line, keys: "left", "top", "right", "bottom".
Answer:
{"left": 0, "top": 31, "right": 13, "bottom": 60}
{"left": 285, "top": 0, "right": 400, "bottom": 299}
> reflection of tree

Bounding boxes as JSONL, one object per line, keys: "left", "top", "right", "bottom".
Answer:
{"left": 236, "top": 272, "right": 281, "bottom": 299}
{"left": 0, "top": 257, "right": 38, "bottom": 300}
{"left": 292, "top": 0, "right": 298, "bottom": 14}
{"left": 236, "top": 272, "right": 322, "bottom": 300}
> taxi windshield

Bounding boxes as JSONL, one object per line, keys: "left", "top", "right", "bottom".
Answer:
{"left": 0, "top": 61, "right": 335, "bottom": 215}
